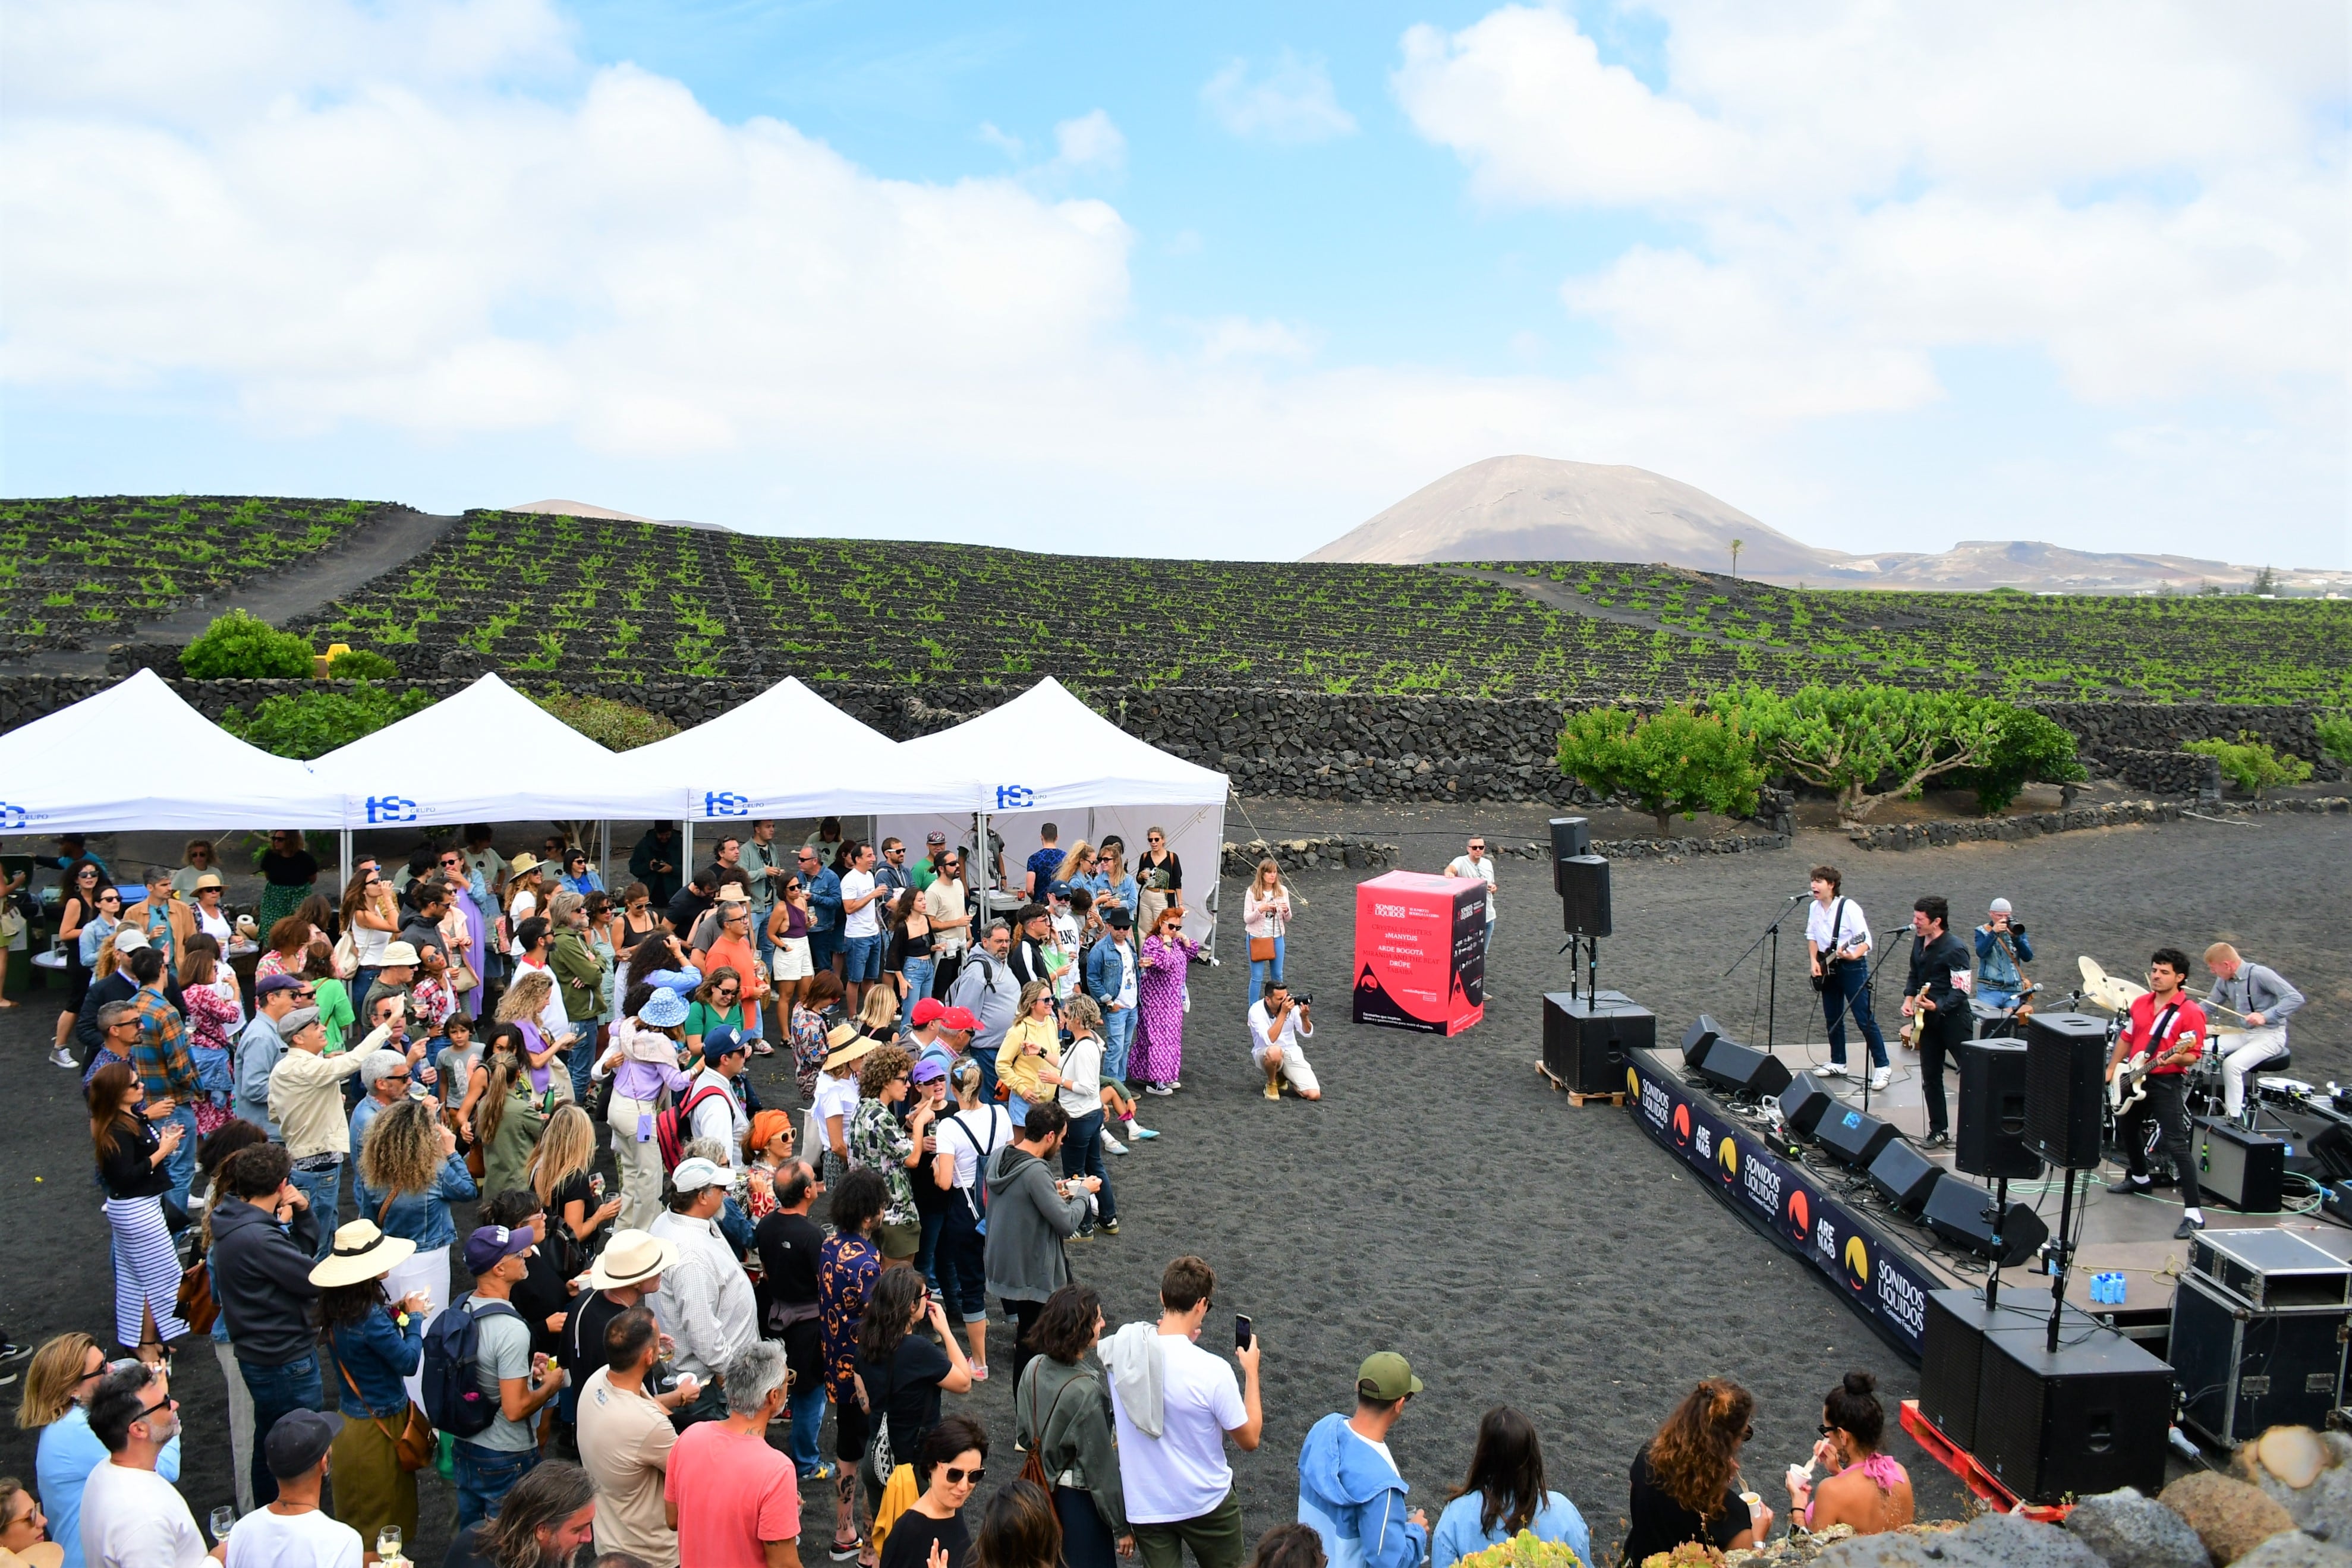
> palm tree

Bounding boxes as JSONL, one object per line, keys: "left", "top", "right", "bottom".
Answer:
{"left": 1729, "top": 539, "right": 1745, "bottom": 577}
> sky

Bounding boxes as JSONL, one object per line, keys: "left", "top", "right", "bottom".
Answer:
{"left": 2, "top": 0, "right": 2347, "bottom": 566}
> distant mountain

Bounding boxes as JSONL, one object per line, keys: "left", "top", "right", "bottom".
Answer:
{"left": 508, "top": 499, "right": 733, "bottom": 534}
{"left": 1305, "top": 455, "right": 2342, "bottom": 594}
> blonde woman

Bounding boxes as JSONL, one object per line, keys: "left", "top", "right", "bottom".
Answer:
{"left": 1243, "top": 858, "right": 1297, "bottom": 1006}
{"left": 493, "top": 969, "right": 575, "bottom": 1100}
{"left": 1135, "top": 826, "right": 1183, "bottom": 936}
{"left": 854, "top": 983, "right": 900, "bottom": 1043}
{"left": 1052, "top": 839, "right": 1096, "bottom": 889}
{"left": 996, "top": 980, "right": 1063, "bottom": 1125}
{"left": 528, "top": 1103, "right": 621, "bottom": 1268}
{"left": 354, "top": 1095, "right": 476, "bottom": 1400}
{"left": 26, "top": 1329, "right": 188, "bottom": 1555}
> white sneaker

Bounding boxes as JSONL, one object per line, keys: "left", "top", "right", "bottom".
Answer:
{"left": 1868, "top": 1068, "right": 1891, "bottom": 1090}
{"left": 1103, "top": 1134, "right": 1129, "bottom": 1156}
{"left": 1816, "top": 1062, "right": 1849, "bottom": 1078}
{"left": 48, "top": 1047, "right": 76, "bottom": 1070}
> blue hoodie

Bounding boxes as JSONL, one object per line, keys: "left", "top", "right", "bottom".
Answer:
{"left": 1298, "top": 1412, "right": 1428, "bottom": 1568}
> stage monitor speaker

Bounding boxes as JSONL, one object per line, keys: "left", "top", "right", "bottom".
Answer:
{"left": 1922, "top": 1175, "right": 2049, "bottom": 1267}
{"left": 1693, "top": 1038, "right": 1793, "bottom": 1100}
{"left": 2024, "top": 1012, "right": 2109, "bottom": 1170}
{"left": 1975, "top": 1329, "right": 2173, "bottom": 1503}
{"left": 1542, "top": 993, "right": 1657, "bottom": 1094}
{"left": 1558, "top": 855, "right": 1612, "bottom": 938}
{"left": 1548, "top": 817, "right": 1591, "bottom": 893}
{"left": 1866, "top": 1138, "right": 1947, "bottom": 1215}
{"left": 1956, "top": 1039, "right": 2045, "bottom": 1181}
{"left": 1681, "top": 1015, "right": 1724, "bottom": 1071}
{"left": 2310, "top": 1125, "right": 2352, "bottom": 1185}
{"left": 1814, "top": 1103, "right": 1898, "bottom": 1169}
{"left": 2192, "top": 1116, "right": 2288, "bottom": 1213}
{"left": 1779, "top": 1073, "right": 1835, "bottom": 1138}
{"left": 1918, "top": 1290, "right": 2099, "bottom": 1453}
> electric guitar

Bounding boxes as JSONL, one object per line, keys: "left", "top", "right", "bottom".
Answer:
{"left": 2109, "top": 1047, "right": 2153, "bottom": 1114}
{"left": 1897, "top": 984, "right": 1934, "bottom": 1050}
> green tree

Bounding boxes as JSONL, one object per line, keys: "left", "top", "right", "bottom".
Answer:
{"left": 218, "top": 682, "right": 433, "bottom": 758}
{"left": 1556, "top": 704, "right": 1768, "bottom": 836}
{"left": 1960, "top": 709, "right": 2087, "bottom": 814}
{"left": 325, "top": 647, "right": 399, "bottom": 680}
{"left": 2315, "top": 713, "right": 2352, "bottom": 770}
{"left": 528, "top": 691, "right": 677, "bottom": 751}
{"left": 1709, "top": 682, "right": 2008, "bottom": 824}
{"left": 180, "top": 610, "right": 313, "bottom": 679}
{"left": 2186, "top": 732, "right": 2312, "bottom": 798}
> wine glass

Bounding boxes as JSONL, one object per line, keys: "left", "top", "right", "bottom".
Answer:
{"left": 376, "top": 1524, "right": 404, "bottom": 1561}
{"left": 207, "top": 1506, "right": 236, "bottom": 1544}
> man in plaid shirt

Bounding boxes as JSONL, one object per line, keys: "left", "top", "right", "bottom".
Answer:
{"left": 125, "top": 944, "right": 201, "bottom": 1208}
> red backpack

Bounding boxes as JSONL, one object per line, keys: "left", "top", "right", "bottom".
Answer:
{"left": 656, "top": 1082, "right": 735, "bottom": 1171}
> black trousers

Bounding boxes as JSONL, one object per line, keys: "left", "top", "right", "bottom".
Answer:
{"left": 2125, "top": 1074, "right": 2201, "bottom": 1211}
{"left": 1918, "top": 1012, "right": 1964, "bottom": 1135}
{"left": 1003, "top": 1296, "right": 1049, "bottom": 1391}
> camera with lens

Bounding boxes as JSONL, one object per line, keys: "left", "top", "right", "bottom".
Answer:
{"left": 1290, "top": 991, "right": 1313, "bottom": 1007}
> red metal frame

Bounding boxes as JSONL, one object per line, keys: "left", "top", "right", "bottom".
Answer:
{"left": 1898, "top": 1400, "right": 2073, "bottom": 1524}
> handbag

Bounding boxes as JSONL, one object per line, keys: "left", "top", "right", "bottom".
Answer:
{"left": 1248, "top": 936, "right": 1275, "bottom": 963}
{"left": 330, "top": 928, "right": 359, "bottom": 981}
{"left": 859, "top": 1359, "right": 898, "bottom": 1492}
{"left": 340, "top": 1355, "right": 434, "bottom": 1471}
{"left": 1020, "top": 1368, "right": 1077, "bottom": 1491}
{"left": 174, "top": 1254, "right": 218, "bottom": 1336}
{"left": 446, "top": 959, "right": 480, "bottom": 994}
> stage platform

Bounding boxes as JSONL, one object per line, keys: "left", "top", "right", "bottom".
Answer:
{"left": 1621, "top": 1038, "right": 2352, "bottom": 1358}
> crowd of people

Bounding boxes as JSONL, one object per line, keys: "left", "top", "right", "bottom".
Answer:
{"left": 4, "top": 823, "right": 1931, "bottom": 1568}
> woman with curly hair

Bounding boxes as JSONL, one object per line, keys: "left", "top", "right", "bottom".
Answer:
{"left": 493, "top": 970, "right": 575, "bottom": 1106}
{"left": 354, "top": 1095, "right": 477, "bottom": 1371}
{"left": 848, "top": 1044, "right": 933, "bottom": 1268}
{"left": 478, "top": 1023, "right": 558, "bottom": 1198}
{"left": 1129, "top": 905, "right": 1200, "bottom": 1095}
{"left": 1623, "top": 1378, "right": 1767, "bottom": 1561}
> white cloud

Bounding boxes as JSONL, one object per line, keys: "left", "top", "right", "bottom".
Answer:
{"left": 1192, "top": 317, "right": 1319, "bottom": 364}
{"left": 1202, "top": 50, "right": 1358, "bottom": 144}
{"left": 1051, "top": 109, "right": 1125, "bottom": 175}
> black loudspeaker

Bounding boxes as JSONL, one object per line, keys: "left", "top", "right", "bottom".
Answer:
{"left": 1681, "top": 1015, "right": 1723, "bottom": 1065}
{"left": 2192, "top": 1116, "right": 2288, "bottom": 1212}
{"left": 1815, "top": 1103, "right": 1898, "bottom": 1169}
{"left": 1548, "top": 817, "right": 1590, "bottom": 893}
{"left": 1922, "top": 1175, "right": 2050, "bottom": 1267}
{"left": 1975, "top": 1330, "right": 2173, "bottom": 1503}
{"left": 1867, "top": 1138, "right": 1947, "bottom": 1215}
{"left": 1558, "top": 855, "right": 1612, "bottom": 937}
{"left": 1693, "top": 1038, "right": 1793, "bottom": 1100}
{"left": 1919, "top": 1289, "right": 2099, "bottom": 1452}
{"left": 1956, "top": 1039, "right": 2045, "bottom": 1180}
{"left": 2310, "top": 1125, "right": 2352, "bottom": 1184}
{"left": 1779, "top": 1073, "right": 1834, "bottom": 1138}
{"left": 1542, "top": 993, "right": 1656, "bottom": 1094}
{"left": 2024, "top": 1012, "right": 2109, "bottom": 1170}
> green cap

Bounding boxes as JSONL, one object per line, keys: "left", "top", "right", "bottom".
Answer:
{"left": 1356, "top": 1352, "right": 1424, "bottom": 1401}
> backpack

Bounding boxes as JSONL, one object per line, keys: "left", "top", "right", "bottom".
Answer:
{"left": 657, "top": 1082, "right": 735, "bottom": 1172}
{"left": 420, "top": 1295, "right": 522, "bottom": 1438}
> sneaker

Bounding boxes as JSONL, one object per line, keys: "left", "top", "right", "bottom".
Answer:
{"left": 1070, "top": 1228, "right": 1092, "bottom": 1243}
{"left": 1868, "top": 1068, "right": 1891, "bottom": 1090}
{"left": 1130, "top": 1125, "right": 1159, "bottom": 1140}
{"left": 1103, "top": 1134, "right": 1129, "bottom": 1155}
{"left": 829, "top": 1538, "right": 862, "bottom": 1561}
{"left": 2175, "top": 1214, "right": 2206, "bottom": 1240}
{"left": 1101, "top": 1217, "right": 1119, "bottom": 1235}
{"left": 0, "top": 1341, "right": 26, "bottom": 1363}
{"left": 1170, "top": 1080, "right": 1181, "bottom": 1090}
{"left": 969, "top": 1363, "right": 988, "bottom": 1382}
{"left": 1921, "top": 1130, "right": 1951, "bottom": 1149}
{"left": 802, "top": 1463, "right": 836, "bottom": 1483}
{"left": 2115, "top": 1175, "right": 2155, "bottom": 1195}
{"left": 1817, "top": 1062, "right": 1849, "bottom": 1078}
{"left": 751, "top": 1041, "right": 776, "bottom": 1056}
{"left": 1143, "top": 1084, "right": 1174, "bottom": 1097}
{"left": 1264, "top": 1082, "right": 1281, "bottom": 1101}
{"left": 48, "top": 1047, "right": 76, "bottom": 1070}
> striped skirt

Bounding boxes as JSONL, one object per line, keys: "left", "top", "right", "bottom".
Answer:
{"left": 105, "top": 1195, "right": 188, "bottom": 1349}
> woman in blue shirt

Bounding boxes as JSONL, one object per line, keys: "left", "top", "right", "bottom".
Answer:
{"left": 354, "top": 1097, "right": 478, "bottom": 1369}
{"left": 1430, "top": 1407, "right": 1592, "bottom": 1568}
{"left": 313, "top": 1220, "right": 430, "bottom": 1554}
{"left": 24, "top": 1331, "right": 182, "bottom": 1568}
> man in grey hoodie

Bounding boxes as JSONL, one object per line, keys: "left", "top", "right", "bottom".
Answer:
{"left": 984, "top": 1101, "right": 1093, "bottom": 1387}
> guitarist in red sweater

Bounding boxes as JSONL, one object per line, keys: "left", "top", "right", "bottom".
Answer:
{"left": 2108, "top": 947, "right": 2209, "bottom": 1239}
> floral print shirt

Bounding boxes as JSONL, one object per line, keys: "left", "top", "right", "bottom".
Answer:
{"left": 849, "top": 1097, "right": 917, "bottom": 1227}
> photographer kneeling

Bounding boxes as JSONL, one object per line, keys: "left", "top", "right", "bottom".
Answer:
{"left": 1249, "top": 983, "right": 1320, "bottom": 1102}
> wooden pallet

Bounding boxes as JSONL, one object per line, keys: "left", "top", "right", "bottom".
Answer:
{"left": 1535, "top": 1062, "right": 1625, "bottom": 1106}
{"left": 1898, "top": 1400, "right": 2071, "bottom": 1524}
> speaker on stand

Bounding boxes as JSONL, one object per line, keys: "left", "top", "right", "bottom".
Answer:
{"left": 1549, "top": 817, "right": 1611, "bottom": 1000}
{"left": 2017, "top": 1011, "right": 2112, "bottom": 1337}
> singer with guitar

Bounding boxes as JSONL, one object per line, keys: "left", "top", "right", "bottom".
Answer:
{"left": 1898, "top": 898, "right": 1970, "bottom": 1148}
{"left": 1805, "top": 867, "right": 1888, "bottom": 1089}
{"left": 2108, "top": 947, "right": 2208, "bottom": 1239}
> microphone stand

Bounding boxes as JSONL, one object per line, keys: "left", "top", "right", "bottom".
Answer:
{"left": 1724, "top": 892, "right": 1807, "bottom": 1057}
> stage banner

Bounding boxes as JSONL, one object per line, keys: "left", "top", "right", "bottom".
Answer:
{"left": 1623, "top": 1052, "right": 1932, "bottom": 1359}
{"left": 1352, "top": 871, "right": 1485, "bottom": 1035}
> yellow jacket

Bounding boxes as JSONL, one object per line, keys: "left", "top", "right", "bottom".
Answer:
{"left": 996, "top": 1016, "right": 1062, "bottom": 1103}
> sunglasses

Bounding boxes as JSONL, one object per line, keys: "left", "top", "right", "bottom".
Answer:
{"left": 943, "top": 1465, "right": 985, "bottom": 1485}
{"left": 136, "top": 1395, "right": 177, "bottom": 1422}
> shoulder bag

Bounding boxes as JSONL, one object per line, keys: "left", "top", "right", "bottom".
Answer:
{"left": 174, "top": 1252, "right": 218, "bottom": 1336}
{"left": 1020, "top": 1367, "right": 1078, "bottom": 1491}
{"left": 339, "top": 1347, "right": 435, "bottom": 1471}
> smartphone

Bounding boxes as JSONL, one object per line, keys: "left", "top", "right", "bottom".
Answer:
{"left": 1235, "top": 1315, "right": 1254, "bottom": 1352}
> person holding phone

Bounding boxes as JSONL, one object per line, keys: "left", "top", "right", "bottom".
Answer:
{"left": 1100, "top": 1256, "right": 1261, "bottom": 1568}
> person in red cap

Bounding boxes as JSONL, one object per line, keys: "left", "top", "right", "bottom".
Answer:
{"left": 914, "top": 1006, "right": 980, "bottom": 1083}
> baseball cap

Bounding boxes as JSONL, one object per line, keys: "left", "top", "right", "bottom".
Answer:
{"left": 910, "top": 997, "right": 946, "bottom": 1028}
{"left": 1047, "top": 880, "right": 1072, "bottom": 899}
{"left": 275, "top": 1006, "right": 322, "bottom": 1040}
{"left": 256, "top": 972, "right": 305, "bottom": 997}
{"left": 703, "top": 1025, "right": 748, "bottom": 1065}
{"left": 1356, "top": 1352, "right": 1424, "bottom": 1400}
{"left": 670, "top": 1156, "right": 726, "bottom": 1194}
{"left": 263, "top": 1409, "right": 337, "bottom": 1478}
{"left": 925, "top": 831, "right": 947, "bottom": 845}
{"left": 463, "top": 1224, "right": 537, "bottom": 1273}
{"left": 911, "top": 1059, "right": 947, "bottom": 1085}
{"left": 937, "top": 1006, "right": 979, "bottom": 1033}
{"left": 111, "top": 927, "right": 150, "bottom": 955}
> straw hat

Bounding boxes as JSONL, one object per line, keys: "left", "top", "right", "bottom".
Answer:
{"left": 0, "top": 1543, "right": 66, "bottom": 1567}
{"left": 823, "top": 1022, "right": 880, "bottom": 1071}
{"left": 192, "top": 871, "right": 223, "bottom": 891}
{"left": 378, "top": 941, "right": 421, "bottom": 967}
{"left": 308, "top": 1220, "right": 417, "bottom": 1288}
{"left": 588, "top": 1229, "right": 679, "bottom": 1290}
{"left": 508, "top": 852, "right": 543, "bottom": 877}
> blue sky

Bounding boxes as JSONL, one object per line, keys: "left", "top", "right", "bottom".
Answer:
{"left": 3, "top": 0, "right": 2345, "bottom": 566}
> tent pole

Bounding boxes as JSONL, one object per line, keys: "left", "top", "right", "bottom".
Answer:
{"left": 338, "top": 829, "right": 351, "bottom": 892}
{"left": 682, "top": 821, "right": 694, "bottom": 884}
{"left": 599, "top": 821, "right": 610, "bottom": 895}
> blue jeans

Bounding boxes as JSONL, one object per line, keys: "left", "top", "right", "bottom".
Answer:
{"left": 1247, "top": 936, "right": 1286, "bottom": 1007}
{"left": 159, "top": 1102, "right": 199, "bottom": 1210}
{"left": 1101, "top": 1006, "right": 1137, "bottom": 1084}
{"left": 936, "top": 1199, "right": 988, "bottom": 1321}
{"left": 239, "top": 1353, "right": 322, "bottom": 1507}
{"left": 289, "top": 1160, "right": 343, "bottom": 1260}
{"left": 918, "top": 1206, "right": 946, "bottom": 1288}
{"left": 900, "top": 957, "right": 936, "bottom": 1028}
{"left": 1822, "top": 962, "right": 1889, "bottom": 1069}
{"left": 787, "top": 1378, "right": 829, "bottom": 1476}
{"left": 452, "top": 1440, "right": 541, "bottom": 1529}
{"left": 842, "top": 933, "right": 883, "bottom": 983}
{"left": 1061, "top": 1109, "right": 1113, "bottom": 1227}
{"left": 565, "top": 1035, "right": 594, "bottom": 1106}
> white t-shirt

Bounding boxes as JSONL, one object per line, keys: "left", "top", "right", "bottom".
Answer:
{"left": 80, "top": 1458, "right": 209, "bottom": 1567}
{"left": 942, "top": 1105, "right": 1013, "bottom": 1192}
{"left": 814, "top": 1072, "right": 862, "bottom": 1146}
{"left": 1112, "top": 1336, "right": 1248, "bottom": 1525}
{"left": 1446, "top": 855, "right": 1497, "bottom": 922}
{"left": 507, "top": 889, "right": 539, "bottom": 955}
{"left": 1806, "top": 896, "right": 1869, "bottom": 957}
{"left": 225, "top": 1506, "right": 364, "bottom": 1567}
{"left": 1114, "top": 942, "right": 1138, "bottom": 1009}
{"left": 1248, "top": 1000, "right": 1312, "bottom": 1065}
{"left": 840, "top": 870, "right": 880, "bottom": 939}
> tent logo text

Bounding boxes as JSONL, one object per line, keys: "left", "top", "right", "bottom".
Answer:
{"left": 995, "top": 785, "right": 1035, "bottom": 810}
{"left": 704, "top": 792, "right": 751, "bottom": 817}
{"left": 0, "top": 802, "right": 27, "bottom": 830}
{"left": 365, "top": 795, "right": 418, "bottom": 824}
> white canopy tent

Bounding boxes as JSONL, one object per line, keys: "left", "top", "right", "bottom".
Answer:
{"left": 878, "top": 678, "right": 1230, "bottom": 950}
{"left": 0, "top": 667, "right": 347, "bottom": 832}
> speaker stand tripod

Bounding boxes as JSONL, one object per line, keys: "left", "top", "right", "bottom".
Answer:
{"left": 2045, "top": 1168, "right": 2080, "bottom": 1351}
{"left": 1557, "top": 934, "right": 1601, "bottom": 1001}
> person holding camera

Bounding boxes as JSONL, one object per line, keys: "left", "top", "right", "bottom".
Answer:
{"left": 1248, "top": 981, "right": 1320, "bottom": 1102}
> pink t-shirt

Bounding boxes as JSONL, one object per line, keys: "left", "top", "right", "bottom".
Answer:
{"left": 665, "top": 1421, "right": 801, "bottom": 1568}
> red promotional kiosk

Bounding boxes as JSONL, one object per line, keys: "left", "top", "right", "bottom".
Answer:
{"left": 1352, "top": 870, "right": 1487, "bottom": 1035}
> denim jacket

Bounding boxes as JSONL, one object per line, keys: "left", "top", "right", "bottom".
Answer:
{"left": 1084, "top": 936, "right": 1134, "bottom": 1006}
{"left": 805, "top": 868, "right": 843, "bottom": 934}
{"left": 330, "top": 1305, "right": 426, "bottom": 1418}
{"left": 352, "top": 1153, "right": 479, "bottom": 1252}
{"left": 1973, "top": 923, "right": 2035, "bottom": 990}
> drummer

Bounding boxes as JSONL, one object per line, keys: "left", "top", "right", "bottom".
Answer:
{"left": 1972, "top": 898, "right": 2034, "bottom": 1014}
{"left": 2203, "top": 944, "right": 2304, "bottom": 1120}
